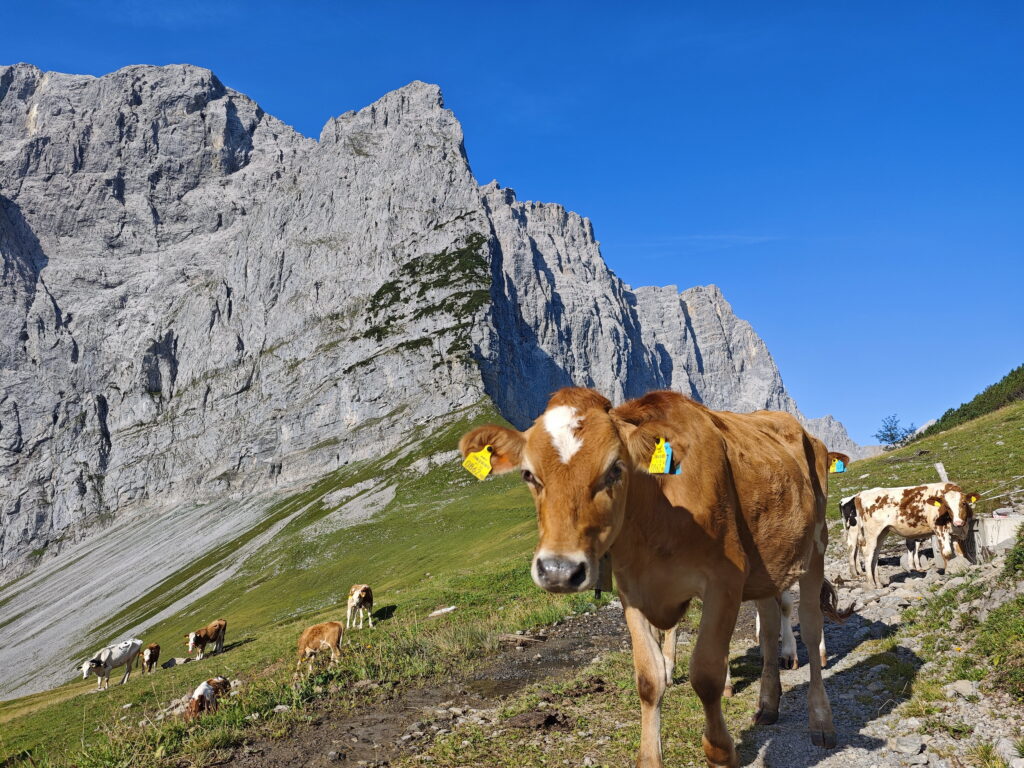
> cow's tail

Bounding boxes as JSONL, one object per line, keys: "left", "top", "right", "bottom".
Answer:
{"left": 820, "top": 580, "right": 854, "bottom": 623}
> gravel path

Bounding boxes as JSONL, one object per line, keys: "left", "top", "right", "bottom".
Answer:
{"left": 738, "top": 542, "right": 1024, "bottom": 768}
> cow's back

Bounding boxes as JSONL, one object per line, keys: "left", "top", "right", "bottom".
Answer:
{"left": 856, "top": 483, "right": 947, "bottom": 537}
{"left": 616, "top": 393, "right": 827, "bottom": 597}
{"left": 711, "top": 409, "right": 828, "bottom": 593}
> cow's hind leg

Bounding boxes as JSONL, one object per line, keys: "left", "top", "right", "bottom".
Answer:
{"left": 799, "top": 561, "right": 837, "bottom": 748}
{"left": 661, "top": 625, "right": 677, "bottom": 687}
{"left": 753, "top": 595, "right": 783, "bottom": 725}
{"left": 625, "top": 604, "right": 671, "bottom": 767}
{"left": 692, "top": 590, "right": 741, "bottom": 768}
{"left": 779, "top": 592, "right": 799, "bottom": 670}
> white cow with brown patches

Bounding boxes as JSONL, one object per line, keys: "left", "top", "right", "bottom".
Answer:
{"left": 853, "top": 483, "right": 978, "bottom": 588}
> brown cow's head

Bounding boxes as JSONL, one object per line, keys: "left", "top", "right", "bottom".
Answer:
{"left": 460, "top": 388, "right": 643, "bottom": 593}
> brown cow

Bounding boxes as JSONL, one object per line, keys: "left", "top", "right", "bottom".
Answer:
{"left": 184, "top": 676, "right": 231, "bottom": 720}
{"left": 295, "top": 621, "right": 344, "bottom": 675}
{"left": 139, "top": 643, "right": 160, "bottom": 675}
{"left": 185, "top": 619, "right": 227, "bottom": 660}
{"left": 460, "top": 388, "right": 849, "bottom": 768}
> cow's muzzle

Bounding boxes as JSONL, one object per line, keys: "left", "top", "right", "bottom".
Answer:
{"left": 532, "top": 552, "right": 592, "bottom": 593}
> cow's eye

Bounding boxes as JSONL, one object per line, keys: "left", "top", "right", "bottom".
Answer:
{"left": 602, "top": 461, "right": 625, "bottom": 490}
{"left": 521, "top": 469, "right": 540, "bottom": 487}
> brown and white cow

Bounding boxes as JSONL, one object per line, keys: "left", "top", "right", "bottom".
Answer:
{"left": 184, "top": 676, "right": 231, "bottom": 720}
{"left": 139, "top": 643, "right": 160, "bottom": 675}
{"left": 460, "top": 388, "right": 850, "bottom": 768}
{"left": 295, "top": 621, "right": 344, "bottom": 675}
{"left": 186, "top": 618, "right": 227, "bottom": 660}
{"left": 346, "top": 585, "right": 374, "bottom": 629}
{"left": 852, "top": 483, "right": 978, "bottom": 588}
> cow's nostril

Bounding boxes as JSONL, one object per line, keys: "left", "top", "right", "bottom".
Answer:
{"left": 535, "top": 558, "right": 549, "bottom": 578}
{"left": 568, "top": 561, "right": 587, "bottom": 587}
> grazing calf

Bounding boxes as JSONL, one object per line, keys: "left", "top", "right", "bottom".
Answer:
{"left": 81, "top": 639, "right": 143, "bottom": 690}
{"left": 461, "top": 388, "right": 850, "bottom": 766}
{"left": 346, "top": 585, "right": 374, "bottom": 629}
{"left": 186, "top": 618, "right": 227, "bottom": 660}
{"left": 140, "top": 643, "right": 161, "bottom": 675}
{"left": 295, "top": 621, "right": 344, "bottom": 675}
{"left": 184, "top": 676, "right": 231, "bottom": 720}
{"left": 853, "top": 483, "right": 978, "bottom": 588}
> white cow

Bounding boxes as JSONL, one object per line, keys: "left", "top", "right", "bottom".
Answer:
{"left": 81, "top": 638, "right": 144, "bottom": 690}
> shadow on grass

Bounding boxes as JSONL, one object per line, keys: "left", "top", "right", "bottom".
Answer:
{"left": 220, "top": 637, "right": 256, "bottom": 654}
{"left": 373, "top": 604, "right": 398, "bottom": 622}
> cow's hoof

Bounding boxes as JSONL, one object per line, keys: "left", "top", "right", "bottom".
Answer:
{"left": 753, "top": 708, "right": 779, "bottom": 725}
{"left": 821, "top": 653, "right": 829, "bottom": 668}
{"left": 781, "top": 655, "right": 798, "bottom": 670}
{"left": 810, "top": 730, "right": 837, "bottom": 749}
{"left": 723, "top": 684, "right": 734, "bottom": 698}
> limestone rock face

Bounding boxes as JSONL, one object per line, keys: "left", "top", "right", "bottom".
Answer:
{"left": 0, "top": 64, "right": 863, "bottom": 578}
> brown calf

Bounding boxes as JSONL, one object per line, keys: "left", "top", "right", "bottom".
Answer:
{"left": 460, "top": 388, "right": 849, "bottom": 768}
{"left": 184, "top": 676, "right": 231, "bottom": 720}
{"left": 139, "top": 643, "right": 160, "bottom": 675}
{"left": 186, "top": 618, "right": 227, "bottom": 660}
{"left": 295, "top": 621, "right": 344, "bottom": 675}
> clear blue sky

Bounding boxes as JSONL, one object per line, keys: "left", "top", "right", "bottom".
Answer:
{"left": 3, "top": 2, "right": 1022, "bottom": 443}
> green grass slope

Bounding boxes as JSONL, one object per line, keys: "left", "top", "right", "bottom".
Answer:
{"left": 916, "top": 363, "right": 1024, "bottom": 440}
{"left": 828, "top": 398, "right": 1024, "bottom": 519}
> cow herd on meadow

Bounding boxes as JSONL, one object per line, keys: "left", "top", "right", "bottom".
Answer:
{"left": 79, "top": 583, "right": 376, "bottom": 719}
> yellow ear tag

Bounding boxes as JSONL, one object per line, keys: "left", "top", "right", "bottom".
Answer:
{"left": 648, "top": 438, "right": 669, "bottom": 474}
{"left": 462, "top": 445, "right": 494, "bottom": 480}
{"left": 932, "top": 500, "right": 942, "bottom": 507}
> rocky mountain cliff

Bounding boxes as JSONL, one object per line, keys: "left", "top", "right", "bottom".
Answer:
{"left": 0, "top": 63, "right": 864, "bottom": 579}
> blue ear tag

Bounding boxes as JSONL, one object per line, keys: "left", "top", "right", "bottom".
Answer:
{"left": 660, "top": 441, "right": 683, "bottom": 475}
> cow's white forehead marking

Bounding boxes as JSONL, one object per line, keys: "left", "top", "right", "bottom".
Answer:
{"left": 543, "top": 405, "right": 584, "bottom": 463}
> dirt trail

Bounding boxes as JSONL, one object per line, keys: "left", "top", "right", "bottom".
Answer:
{"left": 226, "top": 605, "right": 636, "bottom": 767}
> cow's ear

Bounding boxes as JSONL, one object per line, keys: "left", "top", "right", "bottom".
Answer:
{"left": 965, "top": 492, "right": 980, "bottom": 504}
{"left": 616, "top": 418, "right": 685, "bottom": 473}
{"left": 926, "top": 496, "right": 944, "bottom": 508}
{"left": 458, "top": 425, "right": 524, "bottom": 475}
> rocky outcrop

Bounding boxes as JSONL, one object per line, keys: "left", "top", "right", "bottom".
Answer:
{"left": 0, "top": 63, "right": 863, "bottom": 578}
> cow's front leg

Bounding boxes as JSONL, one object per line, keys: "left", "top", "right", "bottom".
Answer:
{"left": 753, "top": 596, "right": 782, "bottom": 725}
{"left": 861, "top": 530, "right": 883, "bottom": 589}
{"left": 847, "top": 526, "right": 862, "bottom": 578}
{"left": 624, "top": 605, "right": 670, "bottom": 767}
{"left": 691, "top": 590, "right": 741, "bottom": 768}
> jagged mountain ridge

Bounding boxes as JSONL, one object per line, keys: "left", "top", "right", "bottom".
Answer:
{"left": 0, "top": 63, "right": 863, "bottom": 579}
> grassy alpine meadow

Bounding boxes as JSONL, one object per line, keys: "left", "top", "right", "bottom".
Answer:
{"left": 0, "top": 403, "right": 608, "bottom": 767}
{"left": 3, "top": 400, "right": 1022, "bottom": 766}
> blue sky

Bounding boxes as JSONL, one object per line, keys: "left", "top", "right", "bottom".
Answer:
{"left": 3, "top": 2, "right": 1022, "bottom": 443}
